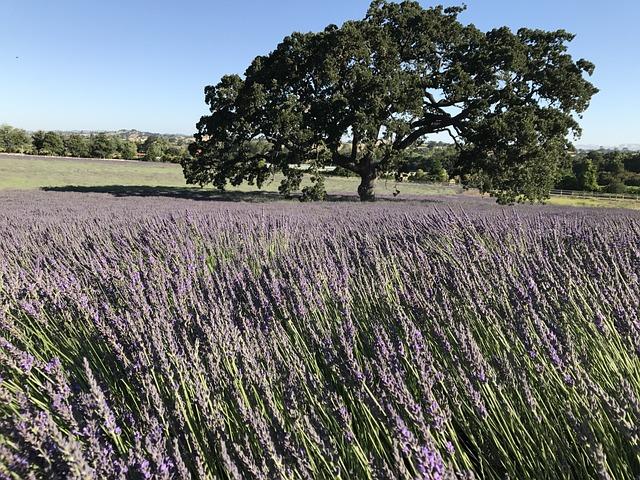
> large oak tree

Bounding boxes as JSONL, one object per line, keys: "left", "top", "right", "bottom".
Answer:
{"left": 185, "top": 1, "right": 597, "bottom": 202}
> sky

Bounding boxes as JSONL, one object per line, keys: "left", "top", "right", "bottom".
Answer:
{"left": 1, "top": 0, "right": 638, "bottom": 147}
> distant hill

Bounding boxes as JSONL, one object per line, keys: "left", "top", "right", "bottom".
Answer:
{"left": 576, "top": 143, "right": 640, "bottom": 152}
{"left": 51, "top": 129, "right": 192, "bottom": 145}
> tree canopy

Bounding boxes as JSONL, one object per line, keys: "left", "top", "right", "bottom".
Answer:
{"left": 0, "top": 125, "right": 31, "bottom": 154}
{"left": 64, "top": 134, "right": 91, "bottom": 158}
{"left": 32, "top": 131, "right": 65, "bottom": 156}
{"left": 185, "top": 1, "right": 597, "bottom": 202}
{"left": 89, "top": 133, "right": 116, "bottom": 159}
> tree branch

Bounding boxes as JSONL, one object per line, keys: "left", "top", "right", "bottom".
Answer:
{"left": 424, "top": 89, "right": 465, "bottom": 108}
{"left": 445, "top": 128, "right": 462, "bottom": 148}
{"left": 332, "top": 151, "right": 358, "bottom": 173}
{"left": 395, "top": 110, "right": 469, "bottom": 151}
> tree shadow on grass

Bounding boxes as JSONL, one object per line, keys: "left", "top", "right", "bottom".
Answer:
{"left": 40, "top": 185, "right": 357, "bottom": 203}
{"left": 41, "top": 184, "right": 443, "bottom": 204}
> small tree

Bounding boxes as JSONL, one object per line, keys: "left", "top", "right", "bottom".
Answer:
{"left": 577, "top": 159, "right": 598, "bottom": 191}
{"left": 601, "top": 152, "right": 625, "bottom": 176}
{"left": 140, "top": 136, "right": 159, "bottom": 154}
{"left": 90, "top": 133, "right": 115, "bottom": 159}
{"left": 0, "top": 125, "right": 31, "bottom": 153}
{"left": 64, "top": 134, "right": 90, "bottom": 158}
{"left": 185, "top": 1, "right": 597, "bottom": 202}
{"left": 13, "top": 129, "right": 32, "bottom": 154}
{"left": 428, "top": 158, "right": 448, "bottom": 183}
{"left": 40, "top": 132, "right": 65, "bottom": 156}
{"left": 144, "top": 138, "right": 167, "bottom": 161}
{"left": 116, "top": 139, "right": 138, "bottom": 160}
{"left": 168, "top": 145, "right": 188, "bottom": 163}
{"left": 31, "top": 131, "right": 46, "bottom": 154}
{"left": 0, "top": 125, "right": 11, "bottom": 153}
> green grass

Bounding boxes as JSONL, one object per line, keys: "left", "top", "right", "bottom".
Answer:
{"left": 0, "top": 153, "right": 459, "bottom": 197}
{"left": 4, "top": 153, "right": 640, "bottom": 209}
{"left": 0, "top": 154, "right": 187, "bottom": 190}
{"left": 547, "top": 195, "right": 640, "bottom": 210}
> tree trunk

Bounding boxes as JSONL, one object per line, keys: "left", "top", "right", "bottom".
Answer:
{"left": 358, "top": 161, "right": 377, "bottom": 202}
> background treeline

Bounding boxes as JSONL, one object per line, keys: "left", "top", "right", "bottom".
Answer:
{"left": 557, "top": 150, "right": 640, "bottom": 194}
{"left": 4, "top": 124, "right": 640, "bottom": 194}
{"left": 332, "top": 145, "right": 640, "bottom": 193}
{"left": 396, "top": 146, "right": 640, "bottom": 193}
{"left": 397, "top": 142, "right": 457, "bottom": 183}
{"left": 0, "top": 125, "right": 189, "bottom": 163}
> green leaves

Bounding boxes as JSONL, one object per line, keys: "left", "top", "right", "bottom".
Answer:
{"left": 185, "top": 1, "right": 597, "bottom": 203}
{"left": 456, "top": 104, "right": 575, "bottom": 203}
{"left": 0, "top": 125, "right": 31, "bottom": 154}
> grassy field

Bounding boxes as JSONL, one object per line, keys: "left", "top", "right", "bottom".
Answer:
{"left": 2, "top": 153, "right": 639, "bottom": 209}
{"left": 0, "top": 154, "right": 187, "bottom": 190}
{"left": 546, "top": 194, "right": 640, "bottom": 210}
{"left": 0, "top": 153, "right": 460, "bottom": 198}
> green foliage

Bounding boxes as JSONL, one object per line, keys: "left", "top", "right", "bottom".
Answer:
{"left": 162, "top": 145, "right": 186, "bottom": 163}
{"left": 604, "top": 178, "right": 626, "bottom": 194}
{"left": 186, "top": 1, "right": 597, "bottom": 202}
{"left": 300, "top": 171, "right": 327, "bottom": 201}
{"left": 144, "top": 140, "right": 165, "bottom": 161}
{"left": 623, "top": 153, "right": 640, "bottom": 173}
{"left": 585, "top": 150, "right": 604, "bottom": 164}
{"left": 558, "top": 150, "right": 640, "bottom": 193}
{"left": 276, "top": 166, "right": 304, "bottom": 197}
{"left": 601, "top": 152, "right": 625, "bottom": 175}
{"left": 576, "top": 159, "right": 599, "bottom": 191}
{"left": 139, "top": 135, "right": 158, "bottom": 154}
{"left": 115, "top": 139, "right": 138, "bottom": 160}
{"left": 429, "top": 157, "right": 448, "bottom": 183}
{"left": 556, "top": 174, "right": 578, "bottom": 190}
{"left": 32, "top": 130, "right": 66, "bottom": 156}
{"left": 623, "top": 173, "right": 640, "bottom": 187}
{"left": 398, "top": 144, "right": 456, "bottom": 183}
{"left": 0, "top": 124, "right": 189, "bottom": 163}
{"left": 64, "top": 134, "right": 90, "bottom": 158}
{"left": 90, "top": 133, "right": 116, "bottom": 158}
{"left": 31, "top": 130, "right": 46, "bottom": 154}
{"left": 0, "top": 125, "right": 31, "bottom": 153}
{"left": 142, "top": 137, "right": 188, "bottom": 163}
{"left": 33, "top": 131, "right": 65, "bottom": 156}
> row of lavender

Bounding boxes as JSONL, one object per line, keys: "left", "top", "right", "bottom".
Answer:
{"left": 1, "top": 193, "right": 640, "bottom": 479}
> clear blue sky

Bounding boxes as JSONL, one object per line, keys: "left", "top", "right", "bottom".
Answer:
{"left": 1, "top": 0, "right": 638, "bottom": 146}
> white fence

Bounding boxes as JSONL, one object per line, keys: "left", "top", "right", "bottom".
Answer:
{"left": 550, "top": 189, "right": 640, "bottom": 202}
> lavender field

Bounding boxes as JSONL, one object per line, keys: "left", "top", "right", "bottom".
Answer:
{"left": 1, "top": 191, "right": 640, "bottom": 479}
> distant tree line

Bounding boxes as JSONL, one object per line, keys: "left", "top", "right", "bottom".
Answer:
{"left": 396, "top": 142, "right": 457, "bottom": 183}
{"left": 556, "top": 150, "right": 640, "bottom": 194}
{"left": 400, "top": 147, "right": 640, "bottom": 194}
{"left": 4, "top": 124, "right": 638, "bottom": 194}
{"left": 356, "top": 144, "right": 640, "bottom": 194}
{"left": 0, "top": 125, "right": 189, "bottom": 163}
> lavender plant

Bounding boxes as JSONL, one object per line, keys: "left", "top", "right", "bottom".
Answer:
{"left": 1, "top": 191, "right": 639, "bottom": 479}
